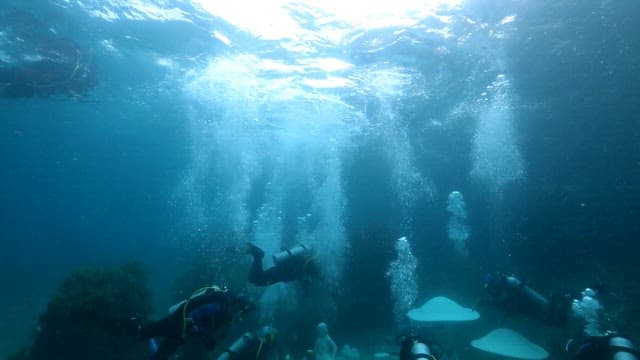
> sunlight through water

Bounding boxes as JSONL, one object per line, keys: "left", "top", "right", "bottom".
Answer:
{"left": 193, "top": 0, "right": 465, "bottom": 42}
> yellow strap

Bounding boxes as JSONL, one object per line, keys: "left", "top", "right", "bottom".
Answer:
{"left": 255, "top": 338, "right": 265, "bottom": 360}
{"left": 66, "top": 50, "right": 82, "bottom": 83}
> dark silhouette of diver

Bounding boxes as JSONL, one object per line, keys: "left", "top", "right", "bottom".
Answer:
{"left": 0, "top": 39, "right": 97, "bottom": 99}
{"left": 396, "top": 328, "right": 442, "bottom": 360}
{"left": 246, "top": 243, "right": 321, "bottom": 293}
{"left": 138, "top": 285, "right": 254, "bottom": 360}
{"left": 483, "top": 272, "right": 572, "bottom": 327}
{"left": 566, "top": 333, "right": 639, "bottom": 360}
{"left": 483, "top": 274, "right": 640, "bottom": 360}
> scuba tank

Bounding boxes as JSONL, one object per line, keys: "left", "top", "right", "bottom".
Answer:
{"left": 217, "top": 332, "right": 256, "bottom": 360}
{"left": 273, "top": 244, "right": 313, "bottom": 264}
{"left": 610, "top": 336, "right": 638, "bottom": 360}
{"left": 505, "top": 275, "right": 551, "bottom": 314}
{"left": 411, "top": 341, "right": 433, "bottom": 360}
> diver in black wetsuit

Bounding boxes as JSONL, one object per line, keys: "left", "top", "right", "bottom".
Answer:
{"left": 566, "top": 334, "right": 639, "bottom": 360}
{"left": 397, "top": 329, "right": 441, "bottom": 360}
{"left": 483, "top": 272, "right": 572, "bottom": 327}
{"left": 0, "top": 39, "right": 97, "bottom": 99}
{"left": 246, "top": 243, "right": 321, "bottom": 292}
{"left": 138, "top": 286, "right": 254, "bottom": 360}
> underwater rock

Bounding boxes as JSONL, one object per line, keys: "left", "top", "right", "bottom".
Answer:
{"left": 14, "top": 262, "right": 152, "bottom": 360}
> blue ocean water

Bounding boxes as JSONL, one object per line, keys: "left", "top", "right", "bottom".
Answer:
{"left": 1, "top": 0, "right": 639, "bottom": 359}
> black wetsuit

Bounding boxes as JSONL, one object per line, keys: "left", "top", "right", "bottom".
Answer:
{"left": 0, "top": 50, "right": 96, "bottom": 99}
{"left": 572, "top": 335, "right": 639, "bottom": 360}
{"left": 248, "top": 250, "right": 321, "bottom": 288}
{"left": 139, "top": 290, "right": 239, "bottom": 360}
{"left": 0, "top": 66, "right": 38, "bottom": 98}
{"left": 484, "top": 273, "right": 570, "bottom": 327}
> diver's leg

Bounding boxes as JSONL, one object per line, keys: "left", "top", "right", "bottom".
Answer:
{"left": 260, "top": 267, "right": 283, "bottom": 286}
{"left": 248, "top": 250, "right": 267, "bottom": 285}
{"left": 250, "top": 243, "right": 288, "bottom": 286}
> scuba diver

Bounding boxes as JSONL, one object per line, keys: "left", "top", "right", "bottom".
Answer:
{"left": 397, "top": 329, "right": 441, "bottom": 360}
{"left": 483, "top": 272, "right": 572, "bottom": 327}
{"left": 217, "top": 326, "right": 280, "bottom": 360}
{"left": 0, "top": 37, "right": 97, "bottom": 99}
{"left": 566, "top": 333, "right": 639, "bottom": 360}
{"left": 138, "top": 285, "right": 254, "bottom": 360}
{"left": 246, "top": 243, "right": 321, "bottom": 292}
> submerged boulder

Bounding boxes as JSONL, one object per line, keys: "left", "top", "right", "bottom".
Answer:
{"left": 14, "top": 262, "right": 152, "bottom": 360}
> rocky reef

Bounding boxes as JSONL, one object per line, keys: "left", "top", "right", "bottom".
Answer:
{"left": 9, "top": 262, "right": 151, "bottom": 360}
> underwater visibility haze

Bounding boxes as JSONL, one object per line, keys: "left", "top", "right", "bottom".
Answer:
{"left": 1, "top": 0, "right": 639, "bottom": 359}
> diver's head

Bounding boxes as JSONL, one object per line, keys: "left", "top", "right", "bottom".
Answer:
{"left": 484, "top": 273, "right": 522, "bottom": 294}
{"left": 397, "top": 326, "right": 419, "bottom": 346}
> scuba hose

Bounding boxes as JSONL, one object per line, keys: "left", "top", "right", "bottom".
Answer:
{"left": 255, "top": 330, "right": 276, "bottom": 360}
{"left": 66, "top": 50, "right": 83, "bottom": 83}
{"left": 255, "top": 337, "right": 265, "bottom": 360}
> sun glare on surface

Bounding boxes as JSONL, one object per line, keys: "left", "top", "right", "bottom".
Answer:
{"left": 193, "top": 0, "right": 464, "bottom": 41}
